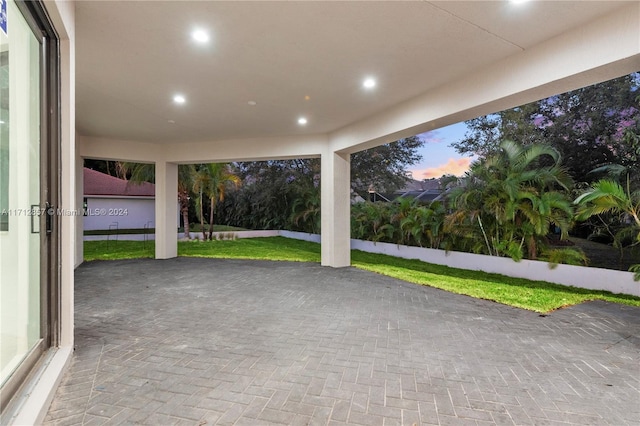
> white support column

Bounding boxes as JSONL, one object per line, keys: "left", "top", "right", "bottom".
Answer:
{"left": 155, "top": 161, "right": 178, "bottom": 259}
{"left": 321, "top": 150, "right": 351, "bottom": 267}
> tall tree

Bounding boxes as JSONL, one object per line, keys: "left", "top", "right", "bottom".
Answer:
{"left": 451, "top": 73, "right": 640, "bottom": 184}
{"left": 216, "top": 137, "right": 424, "bottom": 231}
{"left": 192, "top": 163, "right": 241, "bottom": 240}
{"left": 350, "top": 136, "right": 424, "bottom": 194}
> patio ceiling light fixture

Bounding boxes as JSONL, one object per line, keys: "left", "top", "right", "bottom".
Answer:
{"left": 363, "top": 77, "right": 376, "bottom": 89}
{"left": 173, "top": 94, "right": 186, "bottom": 104}
{"left": 298, "top": 117, "right": 308, "bottom": 125}
{"left": 191, "top": 29, "right": 210, "bottom": 44}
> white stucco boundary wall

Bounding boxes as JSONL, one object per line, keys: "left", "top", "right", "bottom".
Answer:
{"left": 83, "top": 230, "right": 312, "bottom": 242}
{"left": 278, "top": 231, "right": 639, "bottom": 297}
{"left": 84, "top": 229, "right": 281, "bottom": 241}
{"left": 280, "top": 230, "right": 322, "bottom": 243}
{"left": 350, "top": 240, "right": 639, "bottom": 297}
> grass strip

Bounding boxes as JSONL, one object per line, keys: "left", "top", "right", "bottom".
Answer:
{"left": 83, "top": 240, "right": 155, "bottom": 260}
{"left": 351, "top": 250, "right": 640, "bottom": 312}
{"left": 179, "top": 237, "right": 321, "bottom": 262}
{"left": 83, "top": 237, "right": 640, "bottom": 313}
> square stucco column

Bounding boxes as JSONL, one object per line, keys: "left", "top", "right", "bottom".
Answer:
{"left": 321, "top": 151, "right": 351, "bottom": 267}
{"left": 155, "top": 161, "right": 178, "bottom": 259}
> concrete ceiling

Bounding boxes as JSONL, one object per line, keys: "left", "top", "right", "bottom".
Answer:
{"left": 75, "top": 1, "right": 628, "bottom": 145}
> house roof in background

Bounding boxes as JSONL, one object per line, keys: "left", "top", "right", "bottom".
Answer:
{"left": 84, "top": 167, "right": 155, "bottom": 197}
{"left": 399, "top": 178, "right": 441, "bottom": 193}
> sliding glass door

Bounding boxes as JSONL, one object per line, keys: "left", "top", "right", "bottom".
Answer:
{"left": 0, "top": 0, "right": 59, "bottom": 412}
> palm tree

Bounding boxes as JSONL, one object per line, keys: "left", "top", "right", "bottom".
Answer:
{"left": 124, "top": 161, "right": 154, "bottom": 184}
{"left": 446, "top": 140, "right": 575, "bottom": 260}
{"left": 177, "top": 165, "right": 195, "bottom": 239}
{"left": 290, "top": 186, "right": 321, "bottom": 234}
{"left": 575, "top": 174, "right": 640, "bottom": 278}
{"left": 192, "top": 163, "right": 241, "bottom": 240}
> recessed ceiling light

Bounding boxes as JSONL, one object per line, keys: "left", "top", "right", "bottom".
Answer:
{"left": 298, "top": 117, "right": 308, "bottom": 125}
{"left": 192, "top": 29, "right": 210, "bottom": 43}
{"left": 304, "top": 95, "right": 311, "bottom": 101}
{"left": 168, "top": 119, "right": 175, "bottom": 124}
{"left": 510, "top": 0, "right": 529, "bottom": 4}
{"left": 173, "top": 94, "right": 186, "bottom": 104}
{"left": 248, "top": 100, "right": 257, "bottom": 106}
{"left": 363, "top": 78, "right": 376, "bottom": 89}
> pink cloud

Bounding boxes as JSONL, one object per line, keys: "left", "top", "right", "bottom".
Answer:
{"left": 411, "top": 157, "right": 472, "bottom": 179}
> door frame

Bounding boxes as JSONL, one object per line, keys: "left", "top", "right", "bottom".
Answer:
{"left": 0, "top": 0, "right": 60, "bottom": 413}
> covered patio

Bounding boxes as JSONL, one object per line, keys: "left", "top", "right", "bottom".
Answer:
{"left": 8, "top": 1, "right": 640, "bottom": 423}
{"left": 44, "top": 258, "right": 640, "bottom": 425}
{"left": 73, "top": 1, "right": 640, "bottom": 269}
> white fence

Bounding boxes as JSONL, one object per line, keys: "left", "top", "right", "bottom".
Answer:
{"left": 347, "top": 239, "right": 639, "bottom": 297}
{"left": 278, "top": 231, "right": 638, "bottom": 297}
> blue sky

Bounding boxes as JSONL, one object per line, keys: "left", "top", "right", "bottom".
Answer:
{"left": 408, "top": 121, "right": 474, "bottom": 180}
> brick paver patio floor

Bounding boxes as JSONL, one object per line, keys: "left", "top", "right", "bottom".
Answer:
{"left": 44, "top": 258, "right": 640, "bottom": 425}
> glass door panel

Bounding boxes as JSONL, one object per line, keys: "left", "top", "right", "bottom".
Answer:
{"left": 0, "top": 0, "right": 42, "bottom": 387}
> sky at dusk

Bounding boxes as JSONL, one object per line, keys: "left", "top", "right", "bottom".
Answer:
{"left": 408, "top": 122, "right": 475, "bottom": 180}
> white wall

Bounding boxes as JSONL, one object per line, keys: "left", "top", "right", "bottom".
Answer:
{"left": 84, "top": 197, "right": 154, "bottom": 231}
{"left": 84, "top": 229, "right": 280, "bottom": 241}
{"left": 279, "top": 232, "right": 639, "bottom": 297}
{"left": 350, "top": 240, "right": 640, "bottom": 297}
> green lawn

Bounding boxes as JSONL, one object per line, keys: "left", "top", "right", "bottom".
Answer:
{"left": 83, "top": 237, "right": 640, "bottom": 313}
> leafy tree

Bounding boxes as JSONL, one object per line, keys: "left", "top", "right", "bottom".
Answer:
{"left": 217, "top": 137, "right": 424, "bottom": 230}
{"left": 451, "top": 73, "right": 640, "bottom": 184}
{"left": 216, "top": 159, "right": 317, "bottom": 232}
{"left": 351, "top": 198, "right": 446, "bottom": 249}
{"left": 351, "top": 136, "right": 424, "bottom": 194}
{"left": 451, "top": 102, "right": 544, "bottom": 158}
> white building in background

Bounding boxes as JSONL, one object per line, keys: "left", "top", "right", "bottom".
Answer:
{"left": 83, "top": 167, "right": 155, "bottom": 231}
{"left": 1, "top": 0, "right": 638, "bottom": 424}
